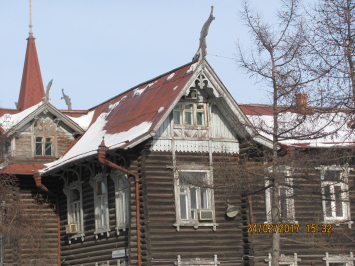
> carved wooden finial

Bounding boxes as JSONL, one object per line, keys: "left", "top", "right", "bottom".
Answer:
{"left": 43, "top": 79, "right": 53, "bottom": 103}
{"left": 192, "top": 6, "right": 215, "bottom": 62}
{"left": 61, "top": 89, "right": 72, "bottom": 110}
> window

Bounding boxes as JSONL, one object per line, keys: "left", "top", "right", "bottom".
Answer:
{"left": 323, "top": 252, "right": 354, "bottom": 266}
{"left": 173, "top": 170, "right": 217, "bottom": 231}
{"left": 63, "top": 180, "right": 84, "bottom": 244}
{"left": 35, "top": 136, "right": 53, "bottom": 156}
{"left": 265, "top": 167, "right": 295, "bottom": 223}
{"left": 318, "top": 165, "right": 351, "bottom": 223}
{"left": 266, "top": 253, "right": 300, "bottom": 266}
{"left": 90, "top": 173, "right": 110, "bottom": 238}
{"left": 173, "top": 103, "right": 207, "bottom": 126}
{"left": 110, "top": 171, "right": 130, "bottom": 234}
{"left": 175, "top": 255, "right": 219, "bottom": 266}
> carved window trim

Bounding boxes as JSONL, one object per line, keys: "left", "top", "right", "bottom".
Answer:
{"left": 110, "top": 170, "right": 130, "bottom": 235}
{"left": 173, "top": 102, "right": 207, "bottom": 127}
{"left": 63, "top": 180, "right": 85, "bottom": 244}
{"left": 323, "top": 252, "right": 354, "bottom": 266}
{"left": 174, "top": 255, "right": 220, "bottom": 265}
{"left": 90, "top": 173, "right": 110, "bottom": 238}
{"left": 173, "top": 170, "right": 218, "bottom": 231}
{"left": 265, "top": 166, "right": 296, "bottom": 224}
{"left": 317, "top": 165, "right": 352, "bottom": 225}
{"left": 265, "top": 253, "right": 301, "bottom": 266}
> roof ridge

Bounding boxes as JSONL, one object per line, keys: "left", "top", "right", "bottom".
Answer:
{"left": 89, "top": 60, "right": 198, "bottom": 110}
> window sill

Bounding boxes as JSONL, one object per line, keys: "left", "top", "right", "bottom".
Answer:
{"left": 324, "top": 219, "right": 353, "bottom": 228}
{"left": 264, "top": 221, "right": 298, "bottom": 224}
{"left": 116, "top": 226, "right": 128, "bottom": 235}
{"left": 173, "top": 125, "right": 208, "bottom": 129}
{"left": 68, "top": 233, "right": 85, "bottom": 244}
{"left": 94, "top": 228, "right": 111, "bottom": 238}
{"left": 34, "top": 156, "right": 56, "bottom": 160}
{"left": 173, "top": 221, "right": 218, "bottom": 232}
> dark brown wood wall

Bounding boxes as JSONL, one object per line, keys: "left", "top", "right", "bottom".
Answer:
{"left": 3, "top": 175, "right": 58, "bottom": 266}
{"left": 58, "top": 166, "right": 129, "bottom": 266}
{"left": 248, "top": 168, "right": 355, "bottom": 266}
{"left": 142, "top": 151, "right": 244, "bottom": 266}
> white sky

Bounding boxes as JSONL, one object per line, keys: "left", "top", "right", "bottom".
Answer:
{"left": 0, "top": 0, "right": 311, "bottom": 110}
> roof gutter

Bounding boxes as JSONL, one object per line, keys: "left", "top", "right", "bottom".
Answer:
{"left": 33, "top": 168, "right": 61, "bottom": 266}
{"left": 97, "top": 139, "right": 141, "bottom": 266}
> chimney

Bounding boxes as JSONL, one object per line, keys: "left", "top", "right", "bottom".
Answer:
{"left": 295, "top": 93, "right": 308, "bottom": 113}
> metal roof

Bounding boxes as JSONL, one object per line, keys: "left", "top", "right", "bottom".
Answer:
{"left": 41, "top": 61, "right": 197, "bottom": 173}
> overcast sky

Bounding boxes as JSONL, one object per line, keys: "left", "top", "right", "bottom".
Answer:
{"left": 0, "top": 1, "right": 303, "bottom": 110}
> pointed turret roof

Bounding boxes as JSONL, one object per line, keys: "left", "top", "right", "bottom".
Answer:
{"left": 17, "top": 2, "right": 45, "bottom": 111}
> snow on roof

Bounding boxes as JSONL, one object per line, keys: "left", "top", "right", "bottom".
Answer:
{"left": 166, "top": 73, "right": 175, "bottom": 81}
{"left": 43, "top": 100, "right": 152, "bottom": 171}
{"left": 41, "top": 61, "right": 198, "bottom": 174}
{"left": 66, "top": 110, "right": 95, "bottom": 131}
{"left": 186, "top": 62, "right": 198, "bottom": 74}
{"left": 0, "top": 102, "right": 42, "bottom": 131}
{"left": 244, "top": 108, "right": 355, "bottom": 148}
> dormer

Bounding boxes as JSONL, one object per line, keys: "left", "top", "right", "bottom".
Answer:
{"left": 3, "top": 103, "right": 87, "bottom": 164}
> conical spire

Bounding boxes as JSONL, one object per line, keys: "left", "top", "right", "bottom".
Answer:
{"left": 17, "top": 0, "right": 45, "bottom": 111}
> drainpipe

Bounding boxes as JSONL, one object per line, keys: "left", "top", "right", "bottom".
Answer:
{"left": 33, "top": 168, "right": 61, "bottom": 266}
{"left": 97, "top": 139, "right": 141, "bottom": 266}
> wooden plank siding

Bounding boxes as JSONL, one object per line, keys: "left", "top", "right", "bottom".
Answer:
{"left": 247, "top": 168, "right": 355, "bottom": 266}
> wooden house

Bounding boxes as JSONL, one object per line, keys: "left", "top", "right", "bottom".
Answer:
{"left": 0, "top": 6, "right": 354, "bottom": 266}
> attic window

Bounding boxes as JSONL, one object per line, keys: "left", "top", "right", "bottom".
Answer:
{"left": 173, "top": 103, "right": 207, "bottom": 126}
{"left": 35, "top": 137, "right": 53, "bottom": 156}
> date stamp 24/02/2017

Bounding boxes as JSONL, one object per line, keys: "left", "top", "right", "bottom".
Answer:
{"left": 247, "top": 224, "right": 332, "bottom": 234}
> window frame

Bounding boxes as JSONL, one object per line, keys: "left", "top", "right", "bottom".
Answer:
{"left": 90, "top": 173, "right": 110, "bottom": 238}
{"left": 173, "top": 102, "right": 207, "bottom": 127}
{"left": 323, "top": 252, "right": 354, "bottom": 266}
{"left": 35, "top": 136, "right": 54, "bottom": 157}
{"left": 173, "top": 169, "right": 218, "bottom": 231}
{"left": 63, "top": 180, "right": 85, "bottom": 244}
{"left": 318, "top": 165, "right": 352, "bottom": 223}
{"left": 110, "top": 170, "right": 130, "bottom": 234}
{"left": 265, "top": 167, "right": 296, "bottom": 223}
{"left": 266, "top": 253, "right": 301, "bottom": 266}
{"left": 174, "top": 255, "right": 220, "bottom": 266}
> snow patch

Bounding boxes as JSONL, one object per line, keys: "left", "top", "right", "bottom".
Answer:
{"left": 166, "top": 73, "right": 175, "bottom": 81}
{"left": 66, "top": 111, "right": 95, "bottom": 131}
{"left": 186, "top": 62, "right": 198, "bottom": 74}
{"left": 41, "top": 110, "right": 152, "bottom": 173}
{"left": 173, "top": 86, "right": 178, "bottom": 91}
{"left": 247, "top": 111, "right": 355, "bottom": 148}
{"left": 133, "top": 88, "right": 146, "bottom": 97}
{"left": 108, "top": 96, "right": 126, "bottom": 112}
{"left": 133, "top": 82, "right": 157, "bottom": 97}
{"left": 158, "top": 107, "right": 164, "bottom": 113}
{"left": 0, "top": 103, "right": 42, "bottom": 131}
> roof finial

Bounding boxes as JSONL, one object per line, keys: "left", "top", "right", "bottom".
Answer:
{"left": 29, "top": 0, "right": 34, "bottom": 38}
{"left": 192, "top": 6, "right": 215, "bottom": 62}
{"left": 61, "top": 89, "right": 73, "bottom": 110}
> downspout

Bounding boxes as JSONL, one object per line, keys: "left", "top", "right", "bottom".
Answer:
{"left": 33, "top": 168, "right": 61, "bottom": 266}
{"left": 97, "top": 139, "right": 141, "bottom": 266}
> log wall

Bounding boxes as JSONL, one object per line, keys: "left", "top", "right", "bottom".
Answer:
{"left": 142, "top": 151, "right": 244, "bottom": 266}
{"left": 248, "top": 168, "right": 355, "bottom": 266}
